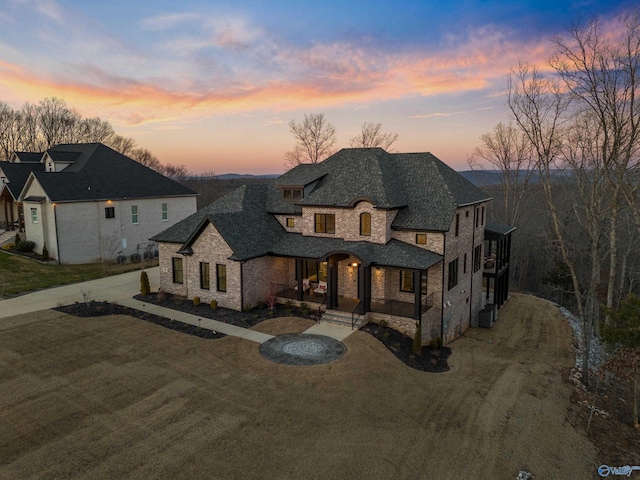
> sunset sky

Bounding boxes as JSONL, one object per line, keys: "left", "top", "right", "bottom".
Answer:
{"left": 0, "top": 0, "right": 634, "bottom": 174}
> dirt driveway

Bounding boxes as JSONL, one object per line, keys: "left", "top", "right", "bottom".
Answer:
{"left": 0, "top": 294, "right": 598, "bottom": 479}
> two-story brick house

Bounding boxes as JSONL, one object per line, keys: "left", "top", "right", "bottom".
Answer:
{"left": 153, "top": 148, "right": 508, "bottom": 345}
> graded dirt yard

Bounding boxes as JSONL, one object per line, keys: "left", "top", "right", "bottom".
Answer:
{"left": 0, "top": 294, "right": 599, "bottom": 479}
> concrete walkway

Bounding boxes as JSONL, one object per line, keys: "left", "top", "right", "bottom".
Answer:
{"left": 0, "top": 266, "right": 356, "bottom": 344}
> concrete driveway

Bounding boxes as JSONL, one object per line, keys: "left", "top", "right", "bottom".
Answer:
{"left": 0, "top": 267, "right": 159, "bottom": 319}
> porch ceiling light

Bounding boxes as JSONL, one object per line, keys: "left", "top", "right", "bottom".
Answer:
{"left": 351, "top": 262, "right": 358, "bottom": 267}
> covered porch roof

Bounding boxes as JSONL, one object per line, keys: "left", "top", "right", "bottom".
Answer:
{"left": 269, "top": 235, "right": 442, "bottom": 270}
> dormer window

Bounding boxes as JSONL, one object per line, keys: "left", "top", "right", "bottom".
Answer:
{"left": 282, "top": 188, "right": 303, "bottom": 201}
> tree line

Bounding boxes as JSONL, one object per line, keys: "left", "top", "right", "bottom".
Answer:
{"left": 0, "top": 97, "right": 186, "bottom": 178}
{"left": 470, "top": 9, "right": 640, "bottom": 417}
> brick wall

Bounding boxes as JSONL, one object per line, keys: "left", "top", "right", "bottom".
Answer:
{"left": 442, "top": 203, "right": 488, "bottom": 343}
{"left": 391, "top": 230, "right": 444, "bottom": 255}
{"left": 242, "top": 256, "right": 294, "bottom": 309}
{"left": 274, "top": 214, "right": 302, "bottom": 233}
{"left": 300, "top": 202, "right": 396, "bottom": 244}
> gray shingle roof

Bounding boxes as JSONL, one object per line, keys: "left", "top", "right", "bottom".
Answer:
{"left": 13, "top": 152, "right": 43, "bottom": 163}
{"left": 157, "top": 148, "right": 489, "bottom": 266}
{"left": 485, "top": 222, "right": 516, "bottom": 236}
{"left": 270, "top": 235, "right": 442, "bottom": 270}
{"left": 27, "top": 143, "right": 197, "bottom": 202}
{"left": 0, "top": 162, "right": 45, "bottom": 200}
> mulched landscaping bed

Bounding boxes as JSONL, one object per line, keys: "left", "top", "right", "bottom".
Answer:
{"left": 55, "top": 301, "right": 225, "bottom": 339}
{"left": 360, "top": 323, "right": 451, "bottom": 373}
{"left": 133, "top": 293, "right": 319, "bottom": 328}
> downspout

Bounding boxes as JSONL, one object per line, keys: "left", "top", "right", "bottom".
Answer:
{"left": 52, "top": 203, "right": 61, "bottom": 264}
{"left": 441, "top": 235, "right": 446, "bottom": 346}
{"left": 240, "top": 261, "right": 244, "bottom": 312}
{"left": 470, "top": 206, "right": 476, "bottom": 325}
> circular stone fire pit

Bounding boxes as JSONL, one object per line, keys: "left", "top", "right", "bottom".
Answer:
{"left": 259, "top": 333, "right": 347, "bottom": 365}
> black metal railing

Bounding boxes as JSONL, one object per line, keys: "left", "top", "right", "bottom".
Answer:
{"left": 318, "top": 295, "right": 327, "bottom": 318}
{"left": 351, "top": 301, "right": 362, "bottom": 329}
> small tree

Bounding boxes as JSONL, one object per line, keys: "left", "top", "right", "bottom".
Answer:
{"left": 349, "top": 122, "right": 398, "bottom": 151}
{"left": 140, "top": 271, "right": 150, "bottom": 296}
{"left": 285, "top": 113, "right": 336, "bottom": 167}
{"left": 412, "top": 321, "right": 422, "bottom": 355}
{"left": 42, "top": 243, "right": 49, "bottom": 261}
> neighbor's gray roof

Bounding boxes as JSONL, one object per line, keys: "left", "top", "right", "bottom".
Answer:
{"left": 12, "top": 152, "right": 43, "bottom": 163}
{"left": 25, "top": 143, "right": 197, "bottom": 202}
{"left": 0, "top": 161, "right": 45, "bottom": 200}
{"left": 267, "top": 148, "right": 490, "bottom": 231}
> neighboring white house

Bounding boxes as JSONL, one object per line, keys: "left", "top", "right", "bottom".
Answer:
{"left": 15, "top": 143, "right": 198, "bottom": 264}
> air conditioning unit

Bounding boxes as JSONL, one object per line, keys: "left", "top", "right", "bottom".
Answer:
{"left": 130, "top": 253, "right": 141, "bottom": 262}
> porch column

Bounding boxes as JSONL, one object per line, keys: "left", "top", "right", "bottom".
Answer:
{"left": 357, "top": 265, "right": 371, "bottom": 315}
{"left": 2, "top": 199, "right": 8, "bottom": 230}
{"left": 413, "top": 270, "right": 422, "bottom": 320}
{"left": 327, "top": 261, "right": 338, "bottom": 309}
{"left": 295, "top": 258, "right": 303, "bottom": 301}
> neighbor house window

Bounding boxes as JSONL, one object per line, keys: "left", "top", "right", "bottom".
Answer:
{"left": 216, "top": 264, "right": 227, "bottom": 292}
{"left": 455, "top": 213, "right": 460, "bottom": 236}
{"left": 286, "top": 217, "right": 295, "bottom": 227}
{"left": 172, "top": 257, "right": 183, "bottom": 284}
{"left": 282, "top": 188, "right": 303, "bottom": 200}
{"left": 463, "top": 253, "right": 467, "bottom": 274}
{"left": 416, "top": 233, "right": 427, "bottom": 245}
{"left": 475, "top": 207, "right": 480, "bottom": 228}
{"left": 200, "top": 262, "right": 210, "bottom": 290}
{"left": 31, "top": 208, "right": 38, "bottom": 223}
{"left": 162, "top": 203, "right": 168, "bottom": 221}
{"left": 400, "top": 270, "right": 414, "bottom": 293}
{"left": 314, "top": 213, "right": 335, "bottom": 234}
{"left": 131, "top": 205, "right": 139, "bottom": 224}
{"left": 448, "top": 259, "right": 459, "bottom": 290}
{"left": 473, "top": 245, "right": 482, "bottom": 272}
{"left": 360, "top": 212, "right": 371, "bottom": 236}
{"left": 105, "top": 207, "right": 115, "bottom": 219}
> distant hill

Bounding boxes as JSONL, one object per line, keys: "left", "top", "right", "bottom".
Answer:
{"left": 215, "top": 173, "right": 279, "bottom": 180}
{"left": 459, "top": 169, "right": 572, "bottom": 186}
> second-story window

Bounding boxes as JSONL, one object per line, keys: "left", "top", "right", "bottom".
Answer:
{"left": 416, "top": 233, "right": 427, "bottom": 245}
{"left": 286, "top": 217, "right": 295, "bottom": 227}
{"left": 360, "top": 213, "right": 371, "bottom": 236}
{"left": 314, "top": 213, "right": 335, "bottom": 234}
{"left": 105, "top": 207, "right": 115, "bottom": 219}
{"left": 455, "top": 213, "right": 460, "bottom": 236}
{"left": 162, "top": 203, "right": 168, "bottom": 221}
{"left": 131, "top": 205, "right": 139, "bottom": 224}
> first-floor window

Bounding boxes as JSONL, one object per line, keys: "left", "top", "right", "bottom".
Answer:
{"left": 216, "top": 264, "right": 227, "bottom": 292}
{"left": 200, "top": 262, "right": 210, "bottom": 290}
{"left": 473, "top": 245, "right": 482, "bottom": 272}
{"left": 448, "top": 258, "right": 459, "bottom": 290}
{"left": 31, "top": 208, "right": 38, "bottom": 223}
{"left": 400, "top": 270, "right": 414, "bottom": 293}
{"left": 162, "top": 203, "right": 168, "bottom": 221}
{"left": 172, "top": 257, "right": 183, "bottom": 284}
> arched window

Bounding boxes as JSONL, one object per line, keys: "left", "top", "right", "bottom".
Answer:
{"left": 360, "top": 212, "right": 371, "bottom": 236}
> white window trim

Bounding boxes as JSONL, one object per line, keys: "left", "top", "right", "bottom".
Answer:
{"left": 131, "top": 205, "right": 139, "bottom": 224}
{"left": 162, "top": 203, "right": 168, "bottom": 222}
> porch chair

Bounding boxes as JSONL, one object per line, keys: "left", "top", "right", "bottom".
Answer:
{"left": 294, "top": 278, "right": 311, "bottom": 292}
{"left": 315, "top": 281, "right": 327, "bottom": 295}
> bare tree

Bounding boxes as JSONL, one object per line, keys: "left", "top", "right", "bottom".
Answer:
{"left": 468, "top": 122, "right": 536, "bottom": 226}
{"left": 37, "top": 97, "right": 81, "bottom": 148}
{"left": 349, "top": 122, "right": 398, "bottom": 150}
{"left": 550, "top": 12, "right": 640, "bottom": 314}
{"left": 285, "top": 113, "right": 336, "bottom": 167}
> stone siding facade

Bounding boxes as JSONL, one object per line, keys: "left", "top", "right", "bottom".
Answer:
{"left": 274, "top": 214, "right": 302, "bottom": 233}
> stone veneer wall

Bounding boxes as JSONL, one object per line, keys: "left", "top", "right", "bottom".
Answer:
{"left": 274, "top": 214, "right": 302, "bottom": 233}
{"left": 337, "top": 256, "right": 359, "bottom": 299}
{"left": 242, "top": 256, "right": 294, "bottom": 309}
{"left": 391, "top": 230, "right": 444, "bottom": 255}
{"left": 158, "top": 242, "right": 188, "bottom": 297}
{"left": 300, "top": 202, "right": 396, "bottom": 244}
{"left": 441, "top": 203, "right": 488, "bottom": 344}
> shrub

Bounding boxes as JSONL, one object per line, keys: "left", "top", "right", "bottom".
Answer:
{"left": 15, "top": 240, "right": 35, "bottom": 252}
{"left": 1, "top": 243, "right": 14, "bottom": 251}
{"left": 193, "top": 296, "right": 201, "bottom": 306}
{"left": 210, "top": 299, "right": 218, "bottom": 310}
{"left": 257, "top": 301, "right": 266, "bottom": 310}
{"left": 42, "top": 243, "right": 49, "bottom": 260}
{"left": 379, "top": 319, "right": 388, "bottom": 328}
{"left": 140, "top": 271, "right": 150, "bottom": 295}
{"left": 429, "top": 338, "right": 438, "bottom": 349}
{"left": 412, "top": 321, "right": 422, "bottom": 355}
{"left": 14, "top": 233, "right": 21, "bottom": 244}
